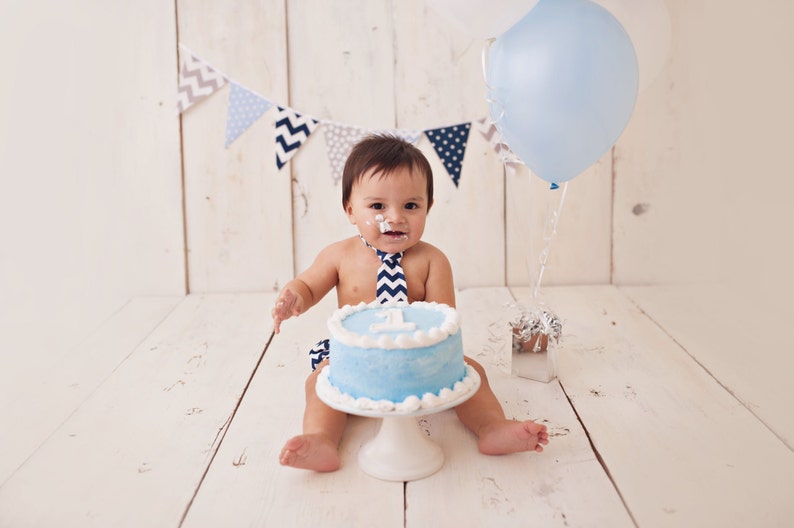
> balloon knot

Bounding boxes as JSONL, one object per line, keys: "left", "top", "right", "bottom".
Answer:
{"left": 550, "top": 183, "right": 559, "bottom": 190}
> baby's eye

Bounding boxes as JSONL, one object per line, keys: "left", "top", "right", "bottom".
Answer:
{"left": 405, "top": 202, "right": 419, "bottom": 210}
{"left": 370, "top": 203, "right": 384, "bottom": 210}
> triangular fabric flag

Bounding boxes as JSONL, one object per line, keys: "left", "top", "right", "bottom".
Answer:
{"left": 176, "top": 52, "right": 227, "bottom": 114}
{"left": 393, "top": 129, "right": 422, "bottom": 144}
{"left": 424, "top": 123, "right": 471, "bottom": 187}
{"left": 474, "top": 117, "right": 521, "bottom": 168}
{"left": 224, "top": 83, "right": 274, "bottom": 147}
{"left": 323, "top": 122, "right": 369, "bottom": 184}
{"left": 274, "top": 106, "right": 319, "bottom": 170}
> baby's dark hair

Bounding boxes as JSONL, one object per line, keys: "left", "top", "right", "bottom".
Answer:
{"left": 341, "top": 134, "right": 433, "bottom": 210}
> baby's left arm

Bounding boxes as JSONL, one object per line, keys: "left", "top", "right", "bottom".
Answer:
{"left": 423, "top": 247, "right": 456, "bottom": 308}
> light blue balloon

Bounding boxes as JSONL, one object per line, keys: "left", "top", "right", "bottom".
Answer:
{"left": 487, "top": 0, "right": 638, "bottom": 183}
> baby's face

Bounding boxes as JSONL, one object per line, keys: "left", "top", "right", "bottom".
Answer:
{"left": 345, "top": 166, "right": 429, "bottom": 254}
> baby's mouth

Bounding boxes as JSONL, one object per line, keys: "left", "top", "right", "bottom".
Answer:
{"left": 384, "top": 230, "right": 408, "bottom": 239}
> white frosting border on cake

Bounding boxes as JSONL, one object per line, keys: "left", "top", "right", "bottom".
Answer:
{"left": 316, "top": 364, "right": 480, "bottom": 415}
{"left": 327, "top": 300, "right": 460, "bottom": 350}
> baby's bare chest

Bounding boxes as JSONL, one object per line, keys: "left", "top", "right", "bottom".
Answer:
{"left": 336, "top": 258, "right": 427, "bottom": 306}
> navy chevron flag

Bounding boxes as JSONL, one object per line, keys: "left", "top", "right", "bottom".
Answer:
{"left": 274, "top": 106, "right": 319, "bottom": 170}
{"left": 375, "top": 251, "right": 408, "bottom": 304}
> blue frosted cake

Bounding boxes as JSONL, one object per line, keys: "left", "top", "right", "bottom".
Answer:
{"left": 317, "top": 301, "right": 478, "bottom": 413}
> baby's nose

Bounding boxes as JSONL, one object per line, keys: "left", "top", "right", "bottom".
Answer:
{"left": 387, "top": 208, "right": 406, "bottom": 222}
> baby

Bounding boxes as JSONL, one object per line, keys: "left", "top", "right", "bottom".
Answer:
{"left": 272, "top": 134, "right": 548, "bottom": 472}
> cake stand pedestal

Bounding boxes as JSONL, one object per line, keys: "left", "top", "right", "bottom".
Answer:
{"left": 358, "top": 414, "right": 444, "bottom": 481}
{"left": 316, "top": 366, "right": 481, "bottom": 482}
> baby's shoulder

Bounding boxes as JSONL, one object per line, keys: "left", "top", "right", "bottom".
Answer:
{"left": 320, "top": 237, "right": 364, "bottom": 261}
{"left": 409, "top": 241, "right": 450, "bottom": 264}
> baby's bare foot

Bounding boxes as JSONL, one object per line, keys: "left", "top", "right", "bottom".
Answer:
{"left": 477, "top": 420, "right": 549, "bottom": 455}
{"left": 279, "top": 434, "right": 340, "bottom": 472}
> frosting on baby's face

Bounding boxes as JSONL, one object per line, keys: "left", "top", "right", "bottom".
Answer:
{"left": 374, "top": 214, "right": 391, "bottom": 234}
{"left": 344, "top": 165, "right": 429, "bottom": 253}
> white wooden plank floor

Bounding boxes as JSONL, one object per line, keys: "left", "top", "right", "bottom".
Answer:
{"left": 1, "top": 286, "right": 792, "bottom": 527}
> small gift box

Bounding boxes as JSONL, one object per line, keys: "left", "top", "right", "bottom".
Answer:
{"left": 510, "top": 309, "right": 562, "bottom": 383}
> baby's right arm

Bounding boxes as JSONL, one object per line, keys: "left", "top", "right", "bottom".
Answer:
{"left": 271, "top": 242, "right": 343, "bottom": 334}
{"left": 272, "top": 284, "right": 306, "bottom": 334}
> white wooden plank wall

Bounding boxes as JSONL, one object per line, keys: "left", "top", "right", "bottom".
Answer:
{"left": 392, "top": 2, "right": 505, "bottom": 287}
{"left": 174, "top": 0, "right": 612, "bottom": 292}
{"left": 1, "top": 0, "right": 184, "bottom": 343}
{"left": 505, "top": 160, "right": 613, "bottom": 287}
{"left": 178, "top": 0, "right": 293, "bottom": 293}
{"left": 287, "top": 1, "right": 399, "bottom": 285}
{"left": 612, "top": 0, "right": 794, "bottom": 291}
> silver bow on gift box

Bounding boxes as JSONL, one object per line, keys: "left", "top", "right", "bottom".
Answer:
{"left": 510, "top": 308, "right": 563, "bottom": 383}
{"left": 511, "top": 309, "right": 562, "bottom": 353}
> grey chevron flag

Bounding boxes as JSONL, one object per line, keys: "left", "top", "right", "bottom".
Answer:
{"left": 176, "top": 52, "right": 228, "bottom": 114}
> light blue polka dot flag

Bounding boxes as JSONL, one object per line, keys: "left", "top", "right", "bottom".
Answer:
{"left": 424, "top": 123, "right": 471, "bottom": 187}
{"left": 224, "top": 82, "right": 274, "bottom": 147}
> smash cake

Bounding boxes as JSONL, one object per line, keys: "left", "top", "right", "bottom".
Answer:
{"left": 315, "top": 300, "right": 480, "bottom": 414}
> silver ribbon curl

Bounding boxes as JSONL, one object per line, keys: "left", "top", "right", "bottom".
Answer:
{"left": 510, "top": 308, "right": 562, "bottom": 353}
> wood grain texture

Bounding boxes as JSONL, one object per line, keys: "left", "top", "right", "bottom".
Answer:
{"left": 182, "top": 294, "right": 403, "bottom": 527}
{"left": 0, "top": 294, "right": 273, "bottom": 527}
{"left": 178, "top": 0, "right": 293, "bottom": 293}
{"left": 0, "top": 0, "right": 184, "bottom": 322}
{"left": 505, "top": 158, "right": 612, "bottom": 288}
{"left": 0, "top": 297, "right": 181, "bottom": 486}
{"left": 622, "top": 284, "right": 794, "bottom": 450}
{"left": 287, "top": 0, "right": 397, "bottom": 280}
{"left": 394, "top": 1, "right": 505, "bottom": 288}
{"left": 513, "top": 285, "right": 794, "bottom": 528}
{"left": 406, "top": 287, "right": 632, "bottom": 527}
{"left": 612, "top": 0, "right": 794, "bottom": 289}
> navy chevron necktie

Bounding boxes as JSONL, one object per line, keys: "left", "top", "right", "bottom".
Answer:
{"left": 360, "top": 236, "right": 408, "bottom": 303}
{"left": 375, "top": 249, "right": 408, "bottom": 303}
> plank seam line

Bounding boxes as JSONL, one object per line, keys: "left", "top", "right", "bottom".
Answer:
{"left": 558, "top": 379, "right": 639, "bottom": 528}
{"left": 0, "top": 297, "right": 186, "bottom": 490}
{"left": 403, "top": 481, "right": 407, "bottom": 528}
{"left": 178, "top": 330, "right": 276, "bottom": 527}
{"left": 609, "top": 145, "right": 616, "bottom": 284}
{"left": 622, "top": 291, "right": 794, "bottom": 454}
{"left": 174, "top": 0, "right": 190, "bottom": 295}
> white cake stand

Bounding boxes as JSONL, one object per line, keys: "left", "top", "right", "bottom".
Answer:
{"left": 316, "top": 366, "right": 481, "bottom": 482}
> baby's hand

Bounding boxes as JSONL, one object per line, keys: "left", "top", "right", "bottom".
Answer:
{"left": 272, "top": 288, "right": 302, "bottom": 334}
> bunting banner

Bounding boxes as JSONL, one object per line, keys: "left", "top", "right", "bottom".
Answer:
{"left": 225, "top": 82, "right": 275, "bottom": 147}
{"left": 474, "top": 117, "right": 521, "bottom": 168}
{"left": 274, "top": 106, "right": 319, "bottom": 170}
{"left": 176, "top": 51, "right": 228, "bottom": 114}
{"left": 177, "top": 44, "right": 497, "bottom": 186}
{"left": 323, "top": 122, "right": 370, "bottom": 184}
{"left": 424, "top": 123, "right": 471, "bottom": 187}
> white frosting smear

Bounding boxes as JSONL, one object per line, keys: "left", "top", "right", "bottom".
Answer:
{"left": 375, "top": 213, "right": 391, "bottom": 233}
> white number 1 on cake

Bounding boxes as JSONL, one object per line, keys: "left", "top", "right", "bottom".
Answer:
{"left": 369, "top": 308, "right": 417, "bottom": 333}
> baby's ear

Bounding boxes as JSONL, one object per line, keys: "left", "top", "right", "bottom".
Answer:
{"left": 344, "top": 203, "right": 356, "bottom": 224}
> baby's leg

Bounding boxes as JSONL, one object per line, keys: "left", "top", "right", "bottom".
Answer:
{"left": 455, "top": 357, "right": 549, "bottom": 455}
{"left": 279, "top": 362, "right": 347, "bottom": 472}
